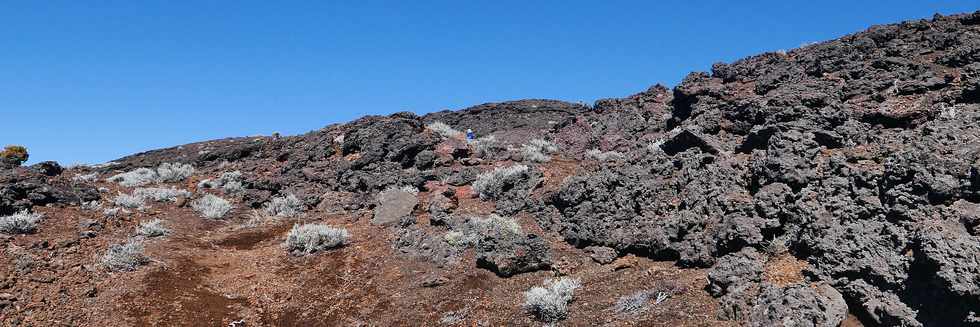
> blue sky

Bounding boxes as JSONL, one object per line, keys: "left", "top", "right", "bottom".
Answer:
{"left": 3, "top": 1, "right": 977, "bottom": 165}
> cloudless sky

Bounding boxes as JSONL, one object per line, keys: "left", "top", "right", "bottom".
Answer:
{"left": 3, "top": 1, "right": 977, "bottom": 165}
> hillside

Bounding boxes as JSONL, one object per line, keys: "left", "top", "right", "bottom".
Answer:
{"left": 2, "top": 10, "right": 980, "bottom": 326}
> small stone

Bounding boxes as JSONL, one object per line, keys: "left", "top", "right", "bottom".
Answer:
{"left": 57, "top": 238, "right": 80, "bottom": 249}
{"left": 420, "top": 276, "right": 449, "bottom": 288}
{"left": 78, "top": 219, "right": 102, "bottom": 231}
{"left": 611, "top": 255, "right": 639, "bottom": 271}
{"left": 79, "top": 231, "right": 98, "bottom": 239}
{"left": 30, "top": 275, "right": 55, "bottom": 283}
{"left": 585, "top": 246, "right": 618, "bottom": 264}
{"left": 460, "top": 158, "right": 482, "bottom": 166}
{"left": 174, "top": 196, "right": 188, "bottom": 207}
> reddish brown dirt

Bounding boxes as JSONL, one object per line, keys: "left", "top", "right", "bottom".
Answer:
{"left": 0, "top": 172, "right": 737, "bottom": 326}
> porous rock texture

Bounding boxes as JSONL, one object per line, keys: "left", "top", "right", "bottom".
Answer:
{"left": 4, "top": 11, "right": 980, "bottom": 326}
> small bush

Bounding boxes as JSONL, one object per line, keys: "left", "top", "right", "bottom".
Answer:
{"left": 242, "top": 210, "right": 275, "bottom": 228}
{"left": 524, "top": 277, "right": 582, "bottom": 322}
{"left": 585, "top": 149, "right": 626, "bottom": 162}
{"left": 99, "top": 238, "right": 148, "bottom": 272}
{"left": 191, "top": 194, "right": 233, "bottom": 219}
{"left": 264, "top": 194, "right": 304, "bottom": 217}
{"left": 156, "top": 162, "right": 195, "bottom": 182}
{"left": 471, "top": 165, "right": 529, "bottom": 200}
{"left": 283, "top": 223, "right": 350, "bottom": 255}
{"left": 107, "top": 168, "right": 159, "bottom": 187}
{"left": 0, "top": 210, "right": 43, "bottom": 235}
{"left": 72, "top": 172, "right": 99, "bottom": 182}
{"left": 614, "top": 291, "right": 650, "bottom": 314}
{"left": 134, "top": 187, "right": 191, "bottom": 203}
{"left": 10, "top": 249, "right": 36, "bottom": 274}
{"left": 473, "top": 214, "right": 523, "bottom": 235}
{"left": 443, "top": 231, "right": 477, "bottom": 248}
{"left": 222, "top": 180, "right": 245, "bottom": 194}
{"left": 103, "top": 208, "right": 122, "bottom": 218}
{"left": 1, "top": 145, "right": 29, "bottom": 166}
{"left": 136, "top": 219, "right": 170, "bottom": 237}
{"left": 81, "top": 201, "right": 103, "bottom": 211}
{"left": 106, "top": 163, "right": 195, "bottom": 187}
{"left": 528, "top": 139, "right": 559, "bottom": 153}
{"left": 444, "top": 214, "right": 523, "bottom": 249}
{"left": 427, "top": 121, "right": 462, "bottom": 139}
{"left": 113, "top": 193, "right": 145, "bottom": 209}
{"left": 473, "top": 135, "right": 505, "bottom": 159}
{"left": 439, "top": 309, "right": 469, "bottom": 325}
{"left": 520, "top": 139, "right": 559, "bottom": 163}
{"left": 199, "top": 171, "right": 245, "bottom": 194}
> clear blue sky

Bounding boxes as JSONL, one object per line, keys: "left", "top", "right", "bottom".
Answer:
{"left": 3, "top": 1, "right": 977, "bottom": 165}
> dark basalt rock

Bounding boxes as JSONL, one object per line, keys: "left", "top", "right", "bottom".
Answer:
{"left": 476, "top": 232, "right": 551, "bottom": 277}
{"left": 707, "top": 248, "right": 765, "bottom": 297}
{"left": 748, "top": 283, "right": 848, "bottom": 327}
{"left": 30, "top": 161, "right": 63, "bottom": 177}
{"left": 1, "top": 166, "right": 99, "bottom": 215}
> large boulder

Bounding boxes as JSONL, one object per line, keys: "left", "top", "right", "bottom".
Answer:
{"left": 1, "top": 167, "right": 99, "bottom": 215}
{"left": 372, "top": 189, "right": 418, "bottom": 225}
{"left": 707, "top": 248, "right": 765, "bottom": 297}
{"left": 748, "top": 283, "right": 848, "bottom": 327}
{"left": 475, "top": 232, "right": 551, "bottom": 277}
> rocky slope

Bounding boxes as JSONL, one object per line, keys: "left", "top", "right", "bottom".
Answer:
{"left": 2, "top": 10, "right": 980, "bottom": 327}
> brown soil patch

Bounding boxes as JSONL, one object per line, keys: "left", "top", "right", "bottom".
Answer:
{"left": 763, "top": 254, "right": 809, "bottom": 287}
{"left": 125, "top": 257, "right": 249, "bottom": 326}
{"left": 215, "top": 224, "right": 291, "bottom": 250}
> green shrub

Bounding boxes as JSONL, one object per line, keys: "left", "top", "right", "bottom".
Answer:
{"left": 1, "top": 145, "right": 28, "bottom": 166}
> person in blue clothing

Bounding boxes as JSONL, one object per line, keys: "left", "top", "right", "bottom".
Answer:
{"left": 466, "top": 129, "right": 475, "bottom": 141}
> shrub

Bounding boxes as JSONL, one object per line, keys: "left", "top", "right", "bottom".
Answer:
{"left": 444, "top": 214, "right": 523, "bottom": 248}
{"left": 199, "top": 171, "right": 245, "bottom": 194}
{"left": 106, "top": 162, "right": 195, "bottom": 187}
{"left": 136, "top": 219, "right": 170, "bottom": 237}
{"left": 614, "top": 291, "right": 650, "bottom": 314}
{"left": 1, "top": 145, "right": 29, "bottom": 166}
{"left": 222, "top": 180, "right": 245, "bottom": 194}
{"left": 471, "top": 165, "right": 529, "bottom": 200}
{"left": 191, "top": 194, "right": 233, "bottom": 219}
{"left": 0, "top": 210, "right": 43, "bottom": 234}
{"left": 264, "top": 194, "right": 304, "bottom": 217}
{"left": 473, "top": 214, "right": 523, "bottom": 235}
{"left": 72, "top": 172, "right": 99, "bottom": 183}
{"left": 443, "top": 231, "right": 474, "bottom": 247}
{"left": 10, "top": 249, "right": 36, "bottom": 273}
{"left": 523, "top": 277, "right": 582, "bottom": 322}
{"left": 520, "top": 139, "right": 559, "bottom": 163}
{"left": 106, "top": 168, "right": 159, "bottom": 187}
{"left": 427, "top": 121, "right": 462, "bottom": 139}
{"left": 113, "top": 193, "right": 145, "bottom": 209}
{"left": 242, "top": 210, "right": 274, "bottom": 228}
{"left": 283, "top": 223, "right": 350, "bottom": 255}
{"left": 439, "top": 309, "right": 468, "bottom": 325}
{"left": 156, "top": 162, "right": 195, "bottom": 182}
{"left": 103, "top": 208, "right": 122, "bottom": 218}
{"left": 134, "top": 187, "right": 191, "bottom": 203}
{"left": 99, "top": 238, "right": 148, "bottom": 272}
{"left": 81, "top": 201, "right": 102, "bottom": 211}
{"left": 585, "top": 149, "right": 626, "bottom": 162}
{"left": 473, "top": 135, "right": 505, "bottom": 159}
